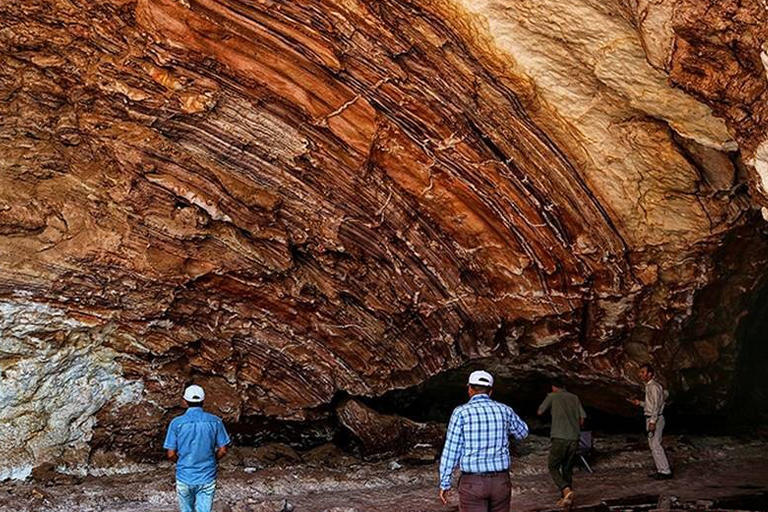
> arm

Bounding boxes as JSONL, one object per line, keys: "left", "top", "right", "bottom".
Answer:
{"left": 537, "top": 394, "right": 552, "bottom": 416}
{"left": 163, "top": 420, "right": 177, "bottom": 463}
{"left": 579, "top": 402, "right": 587, "bottom": 428}
{"left": 438, "top": 410, "right": 463, "bottom": 493}
{"left": 215, "top": 420, "right": 231, "bottom": 461}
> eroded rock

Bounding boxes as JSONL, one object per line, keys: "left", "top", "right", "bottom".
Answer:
{"left": 337, "top": 399, "right": 445, "bottom": 457}
{"left": 302, "top": 443, "right": 358, "bottom": 469}
{"left": 0, "top": 0, "right": 766, "bottom": 477}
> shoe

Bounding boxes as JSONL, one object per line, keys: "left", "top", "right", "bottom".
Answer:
{"left": 651, "top": 472, "right": 673, "bottom": 480}
{"left": 556, "top": 487, "right": 574, "bottom": 506}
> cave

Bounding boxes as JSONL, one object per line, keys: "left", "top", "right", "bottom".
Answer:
{"left": 729, "top": 280, "right": 768, "bottom": 423}
{"left": 2, "top": 0, "right": 768, "bottom": 510}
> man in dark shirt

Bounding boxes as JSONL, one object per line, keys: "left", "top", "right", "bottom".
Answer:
{"left": 538, "top": 381, "right": 586, "bottom": 507}
{"left": 164, "top": 385, "right": 230, "bottom": 512}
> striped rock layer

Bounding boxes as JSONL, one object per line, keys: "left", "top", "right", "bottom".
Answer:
{"left": 0, "top": 0, "right": 766, "bottom": 476}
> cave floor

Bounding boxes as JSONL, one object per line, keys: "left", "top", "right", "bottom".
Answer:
{"left": 2, "top": 434, "right": 768, "bottom": 512}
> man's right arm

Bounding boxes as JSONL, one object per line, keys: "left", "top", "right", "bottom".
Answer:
{"left": 163, "top": 419, "right": 177, "bottom": 462}
{"left": 537, "top": 394, "right": 552, "bottom": 416}
{"left": 438, "top": 409, "right": 463, "bottom": 491}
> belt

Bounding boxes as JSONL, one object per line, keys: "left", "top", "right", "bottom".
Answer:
{"left": 462, "top": 470, "right": 508, "bottom": 476}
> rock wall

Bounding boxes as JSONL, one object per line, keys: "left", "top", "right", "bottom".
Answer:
{"left": 0, "top": 0, "right": 766, "bottom": 475}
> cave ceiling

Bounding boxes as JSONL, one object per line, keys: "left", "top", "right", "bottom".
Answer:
{"left": 0, "top": 0, "right": 767, "bottom": 477}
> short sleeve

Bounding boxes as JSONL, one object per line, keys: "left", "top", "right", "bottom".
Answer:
{"left": 163, "top": 420, "right": 177, "bottom": 450}
{"left": 216, "top": 420, "right": 231, "bottom": 448}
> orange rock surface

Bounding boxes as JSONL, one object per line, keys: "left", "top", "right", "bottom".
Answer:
{"left": 0, "top": 0, "right": 766, "bottom": 476}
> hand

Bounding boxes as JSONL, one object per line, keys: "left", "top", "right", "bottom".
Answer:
{"left": 648, "top": 422, "right": 656, "bottom": 433}
{"left": 439, "top": 488, "right": 452, "bottom": 505}
{"left": 629, "top": 398, "right": 641, "bottom": 406}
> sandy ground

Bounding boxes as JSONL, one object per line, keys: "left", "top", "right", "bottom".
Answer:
{"left": 2, "top": 434, "right": 767, "bottom": 512}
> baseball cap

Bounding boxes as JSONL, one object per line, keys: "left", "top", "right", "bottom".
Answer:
{"left": 468, "top": 370, "right": 494, "bottom": 387}
{"left": 183, "top": 384, "right": 205, "bottom": 402}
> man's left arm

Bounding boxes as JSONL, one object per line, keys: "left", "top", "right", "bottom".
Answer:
{"left": 508, "top": 407, "right": 529, "bottom": 440}
{"left": 215, "top": 420, "right": 231, "bottom": 460}
{"left": 579, "top": 401, "right": 587, "bottom": 428}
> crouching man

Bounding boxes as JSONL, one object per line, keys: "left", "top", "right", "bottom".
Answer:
{"left": 164, "top": 385, "right": 231, "bottom": 512}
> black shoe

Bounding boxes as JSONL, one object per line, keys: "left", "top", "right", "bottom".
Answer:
{"left": 651, "top": 472, "right": 673, "bottom": 480}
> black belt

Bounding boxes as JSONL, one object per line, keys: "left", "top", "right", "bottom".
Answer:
{"left": 462, "top": 470, "right": 508, "bottom": 476}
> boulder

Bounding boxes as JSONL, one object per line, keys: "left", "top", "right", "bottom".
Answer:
{"left": 336, "top": 399, "right": 445, "bottom": 457}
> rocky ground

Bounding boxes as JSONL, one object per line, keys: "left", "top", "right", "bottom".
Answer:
{"left": 2, "top": 433, "right": 767, "bottom": 512}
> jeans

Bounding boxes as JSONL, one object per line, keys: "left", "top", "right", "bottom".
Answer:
{"left": 176, "top": 480, "right": 216, "bottom": 512}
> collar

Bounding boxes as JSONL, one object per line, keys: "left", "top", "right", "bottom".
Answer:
{"left": 645, "top": 378, "right": 656, "bottom": 387}
{"left": 185, "top": 407, "right": 203, "bottom": 413}
{"left": 470, "top": 394, "right": 491, "bottom": 402}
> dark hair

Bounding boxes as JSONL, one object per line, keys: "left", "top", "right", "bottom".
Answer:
{"left": 639, "top": 363, "right": 655, "bottom": 376}
{"left": 551, "top": 380, "right": 564, "bottom": 389}
{"left": 469, "top": 384, "right": 491, "bottom": 394}
{"left": 185, "top": 400, "right": 204, "bottom": 407}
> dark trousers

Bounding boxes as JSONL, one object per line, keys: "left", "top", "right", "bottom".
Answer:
{"left": 548, "top": 438, "right": 578, "bottom": 491}
{"left": 458, "top": 472, "right": 511, "bottom": 512}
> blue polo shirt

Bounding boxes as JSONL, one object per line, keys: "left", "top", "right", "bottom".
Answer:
{"left": 163, "top": 407, "right": 231, "bottom": 485}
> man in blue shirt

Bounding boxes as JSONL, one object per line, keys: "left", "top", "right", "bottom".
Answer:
{"left": 438, "top": 370, "right": 529, "bottom": 512}
{"left": 164, "top": 385, "right": 231, "bottom": 512}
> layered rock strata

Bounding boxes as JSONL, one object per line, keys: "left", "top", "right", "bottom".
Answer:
{"left": 0, "top": 0, "right": 766, "bottom": 477}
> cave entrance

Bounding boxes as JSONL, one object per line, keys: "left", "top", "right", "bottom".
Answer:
{"left": 364, "top": 360, "right": 641, "bottom": 435}
{"left": 729, "top": 278, "right": 768, "bottom": 423}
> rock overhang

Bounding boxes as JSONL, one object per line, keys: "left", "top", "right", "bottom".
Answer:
{"left": 0, "top": 0, "right": 767, "bottom": 477}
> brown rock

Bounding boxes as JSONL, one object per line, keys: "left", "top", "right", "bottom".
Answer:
{"left": 240, "top": 443, "right": 302, "bottom": 468}
{"left": 0, "top": 0, "right": 766, "bottom": 476}
{"left": 30, "top": 463, "right": 80, "bottom": 486}
{"left": 336, "top": 399, "right": 445, "bottom": 457}
{"left": 401, "top": 444, "right": 441, "bottom": 465}
{"left": 302, "top": 443, "right": 357, "bottom": 468}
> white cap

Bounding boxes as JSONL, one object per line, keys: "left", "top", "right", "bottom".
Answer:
{"left": 468, "top": 370, "right": 494, "bottom": 387}
{"left": 183, "top": 385, "right": 205, "bottom": 402}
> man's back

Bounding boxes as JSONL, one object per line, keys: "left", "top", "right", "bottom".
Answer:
{"left": 164, "top": 408, "right": 230, "bottom": 485}
{"left": 439, "top": 394, "right": 528, "bottom": 483}
{"left": 438, "top": 371, "right": 528, "bottom": 512}
{"left": 540, "top": 390, "right": 585, "bottom": 440}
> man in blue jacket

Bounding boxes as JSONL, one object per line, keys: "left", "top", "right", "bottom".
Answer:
{"left": 164, "top": 385, "right": 230, "bottom": 512}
